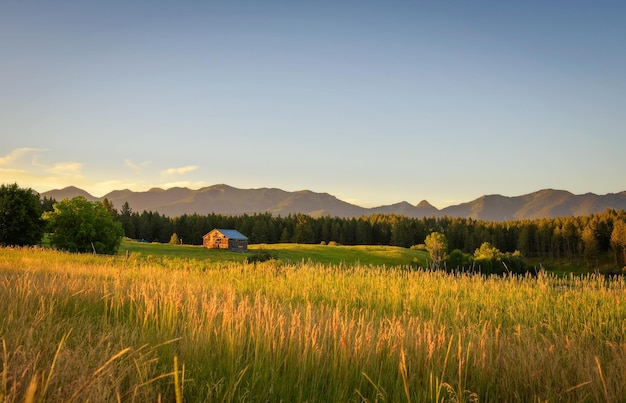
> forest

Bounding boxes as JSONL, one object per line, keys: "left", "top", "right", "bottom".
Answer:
{"left": 109, "top": 200, "right": 626, "bottom": 271}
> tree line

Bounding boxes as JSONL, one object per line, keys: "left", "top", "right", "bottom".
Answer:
{"left": 114, "top": 201, "right": 626, "bottom": 269}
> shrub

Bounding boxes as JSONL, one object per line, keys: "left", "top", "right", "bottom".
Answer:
{"left": 245, "top": 250, "right": 277, "bottom": 264}
{"left": 43, "top": 196, "right": 124, "bottom": 254}
{"left": 446, "top": 249, "right": 472, "bottom": 270}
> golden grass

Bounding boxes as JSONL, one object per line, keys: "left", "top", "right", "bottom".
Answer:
{"left": 0, "top": 246, "right": 625, "bottom": 401}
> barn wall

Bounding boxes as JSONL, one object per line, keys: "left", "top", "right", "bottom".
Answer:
{"left": 228, "top": 239, "right": 248, "bottom": 252}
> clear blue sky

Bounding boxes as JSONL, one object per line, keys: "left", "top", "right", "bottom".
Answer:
{"left": 1, "top": 1, "right": 625, "bottom": 208}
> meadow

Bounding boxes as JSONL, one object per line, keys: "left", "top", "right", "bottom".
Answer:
{"left": 120, "top": 239, "right": 430, "bottom": 267}
{"left": 0, "top": 244, "right": 625, "bottom": 402}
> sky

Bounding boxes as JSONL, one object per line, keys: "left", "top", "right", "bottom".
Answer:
{"left": 1, "top": 1, "right": 625, "bottom": 209}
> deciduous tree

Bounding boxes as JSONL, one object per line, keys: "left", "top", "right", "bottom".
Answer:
{"left": 43, "top": 196, "right": 124, "bottom": 254}
{"left": 424, "top": 232, "right": 448, "bottom": 269}
{"left": 474, "top": 242, "right": 502, "bottom": 260}
{"left": 0, "top": 183, "right": 44, "bottom": 246}
{"left": 446, "top": 249, "right": 471, "bottom": 270}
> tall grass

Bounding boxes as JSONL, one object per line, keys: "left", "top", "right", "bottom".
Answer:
{"left": 0, "top": 246, "right": 624, "bottom": 401}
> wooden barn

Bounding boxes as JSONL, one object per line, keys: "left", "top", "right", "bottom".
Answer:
{"left": 202, "top": 229, "right": 248, "bottom": 252}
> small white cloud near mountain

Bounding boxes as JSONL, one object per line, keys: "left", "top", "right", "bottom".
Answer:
{"left": 161, "top": 166, "right": 199, "bottom": 176}
{"left": 47, "top": 162, "right": 84, "bottom": 175}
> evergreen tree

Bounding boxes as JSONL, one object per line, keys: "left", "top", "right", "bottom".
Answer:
{"left": 582, "top": 222, "right": 600, "bottom": 267}
{"left": 250, "top": 219, "right": 269, "bottom": 243}
{"left": 390, "top": 219, "right": 411, "bottom": 247}
{"left": 40, "top": 196, "right": 56, "bottom": 212}
{"left": 102, "top": 198, "right": 118, "bottom": 219}
{"left": 280, "top": 227, "right": 292, "bottom": 243}
{"left": 610, "top": 219, "right": 626, "bottom": 269}
{"left": 294, "top": 214, "right": 315, "bottom": 244}
{"left": 118, "top": 201, "right": 135, "bottom": 238}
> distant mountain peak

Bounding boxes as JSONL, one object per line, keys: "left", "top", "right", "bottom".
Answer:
{"left": 416, "top": 200, "right": 435, "bottom": 209}
{"left": 63, "top": 185, "right": 82, "bottom": 191}
{"left": 41, "top": 186, "right": 98, "bottom": 201}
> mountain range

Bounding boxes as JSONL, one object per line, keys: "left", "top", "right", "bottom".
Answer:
{"left": 40, "top": 185, "right": 626, "bottom": 221}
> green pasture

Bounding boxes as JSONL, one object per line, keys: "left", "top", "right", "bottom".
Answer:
{"left": 120, "top": 239, "right": 245, "bottom": 262}
{"left": 250, "top": 243, "right": 429, "bottom": 266}
{"left": 120, "top": 238, "right": 430, "bottom": 267}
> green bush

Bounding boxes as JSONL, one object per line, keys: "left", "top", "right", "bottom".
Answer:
{"left": 0, "top": 183, "right": 44, "bottom": 246}
{"left": 245, "top": 250, "right": 277, "bottom": 264}
{"left": 43, "top": 196, "right": 123, "bottom": 254}
{"left": 446, "top": 249, "right": 472, "bottom": 270}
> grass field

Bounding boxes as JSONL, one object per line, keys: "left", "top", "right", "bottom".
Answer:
{"left": 1, "top": 244, "right": 625, "bottom": 402}
{"left": 120, "top": 238, "right": 431, "bottom": 267}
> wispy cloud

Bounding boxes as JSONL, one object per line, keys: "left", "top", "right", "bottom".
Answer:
{"left": 161, "top": 165, "right": 199, "bottom": 176}
{"left": 0, "top": 167, "right": 28, "bottom": 175}
{"left": 47, "top": 162, "right": 84, "bottom": 175}
{"left": 124, "top": 159, "right": 151, "bottom": 173}
{"left": 0, "top": 148, "right": 45, "bottom": 166}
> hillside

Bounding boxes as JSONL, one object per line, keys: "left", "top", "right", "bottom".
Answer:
{"left": 41, "top": 186, "right": 100, "bottom": 202}
{"left": 40, "top": 185, "right": 626, "bottom": 221}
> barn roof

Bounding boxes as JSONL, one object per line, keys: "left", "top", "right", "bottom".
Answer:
{"left": 212, "top": 229, "right": 248, "bottom": 240}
